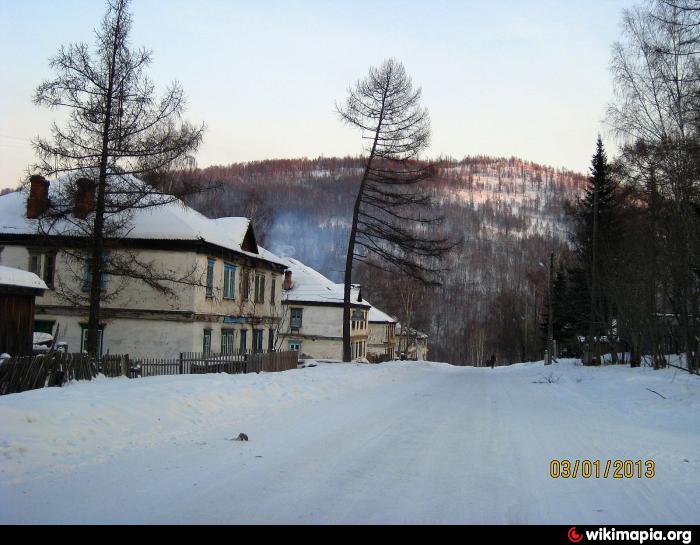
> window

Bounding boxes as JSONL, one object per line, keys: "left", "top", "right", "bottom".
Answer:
{"left": 34, "top": 320, "right": 55, "bottom": 335}
{"left": 203, "top": 329, "right": 212, "bottom": 355}
{"left": 351, "top": 309, "right": 365, "bottom": 331}
{"left": 254, "top": 273, "right": 265, "bottom": 304}
{"left": 270, "top": 278, "right": 276, "bottom": 305}
{"left": 268, "top": 328, "right": 275, "bottom": 352}
{"left": 43, "top": 252, "right": 56, "bottom": 288}
{"left": 206, "top": 258, "right": 215, "bottom": 298}
{"left": 239, "top": 329, "right": 248, "bottom": 353}
{"left": 253, "top": 329, "right": 263, "bottom": 353}
{"left": 82, "top": 255, "right": 108, "bottom": 292}
{"left": 29, "top": 253, "right": 41, "bottom": 276}
{"left": 290, "top": 308, "right": 303, "bottom": 329}
{"left": 80, "top": 325, "right": 104, "bottom": 357}
{"left": 221, "top": 329, "right": 236, "bottom": 354}
{"left": 223, "top": 263, "right": 236, "bottom": 299}
{"left": 27, "top": 252, "right": 56, "bottom": 288}
{"left": 241, "top": 270, "right": 251, "bottom": 301}
{"left": 289, "top": 340, "right": 301, "bottom": 352}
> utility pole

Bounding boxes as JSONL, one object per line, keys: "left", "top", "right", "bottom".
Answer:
{"left": 545, "top": 251, "right": 554, "bottom": 365}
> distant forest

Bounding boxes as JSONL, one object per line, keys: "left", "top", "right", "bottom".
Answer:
{"left": 179, "top": 155, "right": 587, "bottom": 365}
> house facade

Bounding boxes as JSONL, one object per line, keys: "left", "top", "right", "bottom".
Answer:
{"left": 278, "top": 258, "right": 370, "bottom": 360}
{"left": 367, "top": 305, "right": 398, "bottom": 362}
{"left": 0, "top": 176, "right": 287, "bottom": 358}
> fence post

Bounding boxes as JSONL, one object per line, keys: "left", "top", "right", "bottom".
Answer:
{"left": 179, "top": 352, "right": 184, "bottom": 375}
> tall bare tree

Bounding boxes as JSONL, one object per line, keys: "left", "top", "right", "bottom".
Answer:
{"left": 607, "top": 0, "right": 700, "bottom": 369}
{"left": 31, "top": 0, "right": 206, "bottom": 355}
{"left": 336, "top": 58, "right": 454, "bottom": 361}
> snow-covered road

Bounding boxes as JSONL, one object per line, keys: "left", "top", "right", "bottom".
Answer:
{"left": 1, "top": 360, "right": 699, "bottom": 524}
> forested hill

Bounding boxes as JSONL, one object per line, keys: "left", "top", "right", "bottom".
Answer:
{"left": 183, "top": 156, "right": 588, "bottom": 365}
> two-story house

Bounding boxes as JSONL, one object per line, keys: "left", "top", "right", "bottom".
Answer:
{"left": 278, "top": 257, "right": 370, "bottom": 361}
{"left": 0, "top": 175, "right": 287, "bottom": 358}
{"left": 366, "top": 306, "right": 398, "bottom": 362}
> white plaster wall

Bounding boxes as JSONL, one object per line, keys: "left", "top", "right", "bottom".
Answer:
{"left": 193, "top": 256, "right": 284, "bottom": 320}
{"left": 278, "top": 303, "right": 370, "bottom": 360}
{"left": 280, "top": 303, "right": 368, "bottom": 339}
{"left": 368, "top": 323, "right": 387, "bottom": 346}
{"left": 33, "top": 313, "right": 202, "bottom": 358}
{"left": 1, "top": 245, "right": 285, "bottom": 319}
{"left": 293, "top": 338, "right": 343, "bottom": 360}
{"left": 1, "top": 246, "right": 197, "bottom": 312}
{"left": 34, "top": 312, "right": 281, "bottom": 358}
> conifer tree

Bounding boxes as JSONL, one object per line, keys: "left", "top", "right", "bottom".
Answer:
{"left": 569, "top": 137, "right": 623, "bottom": 358}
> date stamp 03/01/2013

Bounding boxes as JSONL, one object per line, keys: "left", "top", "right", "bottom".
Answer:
{"left": 549, "top": 459, "right": 655, "bottom": 479}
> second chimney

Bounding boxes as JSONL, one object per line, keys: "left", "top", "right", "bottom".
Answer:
{"left": 283, "top": 270, "right": 293, "bottom": 290}
{"left": 73, "top": 178, "right": 96, "bottom": 220}
{"left": 26, "top": 175, "right": 49, "bottom": 219}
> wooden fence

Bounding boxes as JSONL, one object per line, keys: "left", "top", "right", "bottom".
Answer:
{"left": 0, "top": 352, "right": 97, "bottom": 395}
{"left": 0, "top": 350, "right": 300, "bottom": 395}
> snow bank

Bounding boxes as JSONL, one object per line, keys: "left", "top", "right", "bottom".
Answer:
{"left": 1, "top": 359, "right": 698, "bottom": 524}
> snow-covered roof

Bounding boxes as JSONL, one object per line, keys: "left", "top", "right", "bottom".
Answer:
{"left": 367, "top": 305, "right": 397, "bottom": 323}
{"left": 0, "top": 265, "right": 48, "bottom": 291}
{"left": 280, "top": 257, "right": 369, "bottom": 307}
{"left": 0, "top": 177, "right": 287, "bottom": 268}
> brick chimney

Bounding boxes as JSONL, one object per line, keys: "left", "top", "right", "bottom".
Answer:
{"left": 73, "top": 177, "right": 95, "bottom": 220}
{"left": 26, "top": 175, "right": 49, "bottom": 219}
{"left": 283, "top": 270, "right": 293, "bottom": 290}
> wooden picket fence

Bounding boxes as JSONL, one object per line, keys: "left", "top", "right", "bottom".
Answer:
{"left": 0, "top": 352, "right": 97, "bottom": 395}
{"left": 0, "top": 350, "right": 300, "bottom": 395}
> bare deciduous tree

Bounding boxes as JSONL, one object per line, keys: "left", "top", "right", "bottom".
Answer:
{"left": 31, "top": 0, "right": 206, "bottom": 355}
{"left": 336, "top": 58, "right": 455, "bottom": 361}
{"left": 607, "top": 0, "right": 700, "bottom": 370}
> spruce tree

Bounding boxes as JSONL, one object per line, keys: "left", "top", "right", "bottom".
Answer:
{"left": 569, "top": 137, "right": 623, "bottom": 358}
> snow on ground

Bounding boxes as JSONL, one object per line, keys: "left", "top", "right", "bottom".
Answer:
{"left": 1, "top": 359, "right": 699, "bottom": 524}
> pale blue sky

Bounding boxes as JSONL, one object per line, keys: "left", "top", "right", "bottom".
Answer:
{"left": 0, "top": 0, "right": 635, "bottom": 189}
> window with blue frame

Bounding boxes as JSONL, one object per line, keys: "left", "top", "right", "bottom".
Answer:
{"left": 223, "top": 263, "right": 236, "bottom": 299}
{"left": 203, "top": 329, "right": 212, "bottom": 355}
{"left": 221, "top": 329, "right": 236, "bottom": 354}
{"left": 239, "top": 329, "right": 248, "bottom": 353}
{"left": 288, "top": 340, "right": 301, "bottom": 352}
{"left": 253, "top": 329, "right": 263, "bottom": 353}
{"left": 80, "top": 324, "right": 104, "bottom": 357}
{"left": 290, "top": 308, "right": 303, "bottom": 328}
{"left": 82, "top": 254, "right": 108, "bottom": 292}
{"left": 206, "top": 258, "right": 215, "bottom": 298}
{"left": 268, "top": 328, "right": 275, "bottom": 352}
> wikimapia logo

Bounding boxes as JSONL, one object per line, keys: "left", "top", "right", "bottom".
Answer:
{"left": 567, "top": 527, "right": 692, "bottom": 544}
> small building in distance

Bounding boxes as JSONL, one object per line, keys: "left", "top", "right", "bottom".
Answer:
{"left": 397, "top": 324, "right": 429, "bottom": 361}
{"left": 278, "top": 257, "right": 370, "bottom": 361}
{"left": 0, "top": 265, "right": 48, "bottom": 356}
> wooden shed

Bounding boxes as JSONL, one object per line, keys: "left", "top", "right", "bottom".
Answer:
{"left": 0, "top": 265, "right": 47, "bottom": 356}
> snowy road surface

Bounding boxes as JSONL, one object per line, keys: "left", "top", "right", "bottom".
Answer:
{"left": 1, "top": 359, "right": 699, "bottom": 524}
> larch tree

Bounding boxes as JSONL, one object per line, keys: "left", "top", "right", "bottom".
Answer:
{"left": 336, "top": 58, "right": 455, "bottom": 362}
{"left": 31, "top": 0, "right": 206, "bottom": 355}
